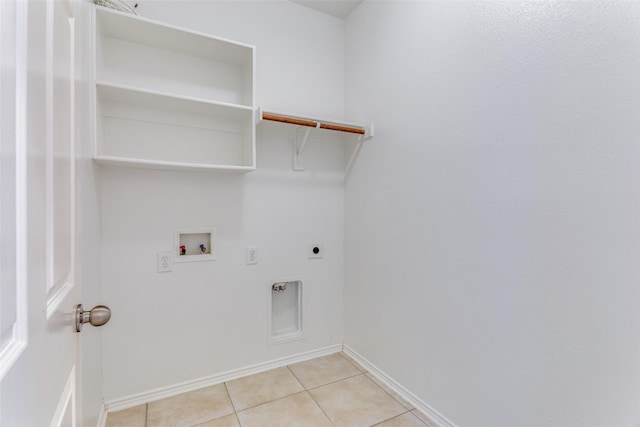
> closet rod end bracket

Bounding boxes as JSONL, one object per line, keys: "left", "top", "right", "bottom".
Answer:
{"left": 363, "top": 124, "right": 374, "bottom": 141}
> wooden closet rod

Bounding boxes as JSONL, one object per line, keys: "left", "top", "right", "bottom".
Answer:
{"left": 262, "top": 112, "right": 366, "bottom": 135}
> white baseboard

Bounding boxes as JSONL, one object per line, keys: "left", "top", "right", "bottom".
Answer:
{"left": 343, "top": 345, "right": 457, "bottom": 427}
{"left": 103, "top": 343, "right": 456, "bottom": 427}
{"left": 96, "top": 403, "right": 107, "bottom": 427}
{"left": 104, "top": 344, "right": 342, "bottom": 413}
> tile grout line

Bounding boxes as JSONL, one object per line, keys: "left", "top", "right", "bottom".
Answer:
{"left": 338, "top": 352, "right": 418, "bottom": 415}
{"left": 368, "top": 409, "right": 413, "bottom": 427}
{"left": 305, "top": 371, "right": 366, "bottom": 392}
{"left": 301, "top": 364, "right": 415, "bottom": 427}
{"left": 287, "top": 361, "right": 338, "bottom": 427}
{"left": 359, "top": 374, "right": 418, "bottom": 424}
{"left": 299, "top": 380, "right": 338, "bottom": 427}
{"left": 363, "top": 373, "right": 416, "bottom": 412}
{"left": 337, "top": 351, "right": 369, "bottom": 373}
{"left": 288, "top": 354, "right": 399, "bottom": 427}
{"left": 197, "top": 354, "right": 352, "bottom": 420}
{"left": 285, "top": 363, "right": 338, "bottom": 426}
{"left": 303, "top": 372, "right": 409, "bottom": 427}
{"left": 223, "top": 382, "right": 243, "bottom": 427}
{"left": 226, "top": 367, "right": 307, "bottom": 413}
{"left": 285, "top": 365, "right": 306, "bottom": 391}
{"left": 236, "top": 389, "right": 312, "bottom": 414}
{"left": 409, "top": 409, "right": 435, "bottom": 427}
{"left": 234, "top": 411, "right": 242, "bottom": 427}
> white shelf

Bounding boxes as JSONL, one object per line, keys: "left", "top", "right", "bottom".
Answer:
{"left": 96, "top": 81, "right": 255, "bottom": 113}
{"left": 93, "top": 6, "right": 256, "bottom": 171}
{"left": 95, "top": 6, "right": 253, "bottom": 106}
{"left": 95, "top": 84, "right": 255, "bottom": 169}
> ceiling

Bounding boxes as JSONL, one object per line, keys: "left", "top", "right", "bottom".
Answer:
{"left": 291, "top": 0, "right": 363, "bottom": 19}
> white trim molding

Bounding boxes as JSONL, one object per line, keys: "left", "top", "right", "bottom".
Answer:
{"left": 104, "top": 344, "right": 342, "bottom": 413}
{"left": 343, "top": 345, "right": 458, "bottom": 427}
{"left": 0, "top": 0, "right": 29, "bottom": 383}
{"left": 44, "top": 0, "right": 76, "bottom": 320}
{"left": 96, "top": 404, "right": 107, "bottom": 427}
{"left": 49, "top": 366, "right": 76, "bottom": 427}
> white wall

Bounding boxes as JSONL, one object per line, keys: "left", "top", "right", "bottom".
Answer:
{"left": 344, "top": 2, "right": 640, "bottom": 427}
{"left": 100, "top": 1, "right": 347, "bottom": 401}
{"left": 139, "top": 0, "right": 345, "bottom": 119}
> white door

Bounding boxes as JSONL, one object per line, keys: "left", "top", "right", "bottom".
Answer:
{"left": 1, "top": 0, "right": 89, "bottom": 425}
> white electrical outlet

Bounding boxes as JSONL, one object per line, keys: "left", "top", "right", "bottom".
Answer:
{"left": 308, "top": 243, "right": 323, "bottom": 259}
{"left": 157, "top": 251, "right": 173, "bottom": 273}
{"left": 246, "top": 246, "right": 258, "bottom": 265}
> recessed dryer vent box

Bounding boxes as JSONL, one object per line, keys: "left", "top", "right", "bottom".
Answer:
{"left": 175, "top": 228, "right": 216, "bottom": 262}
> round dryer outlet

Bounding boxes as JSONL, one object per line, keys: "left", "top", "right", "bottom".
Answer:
{"left": 308, "top": 243, "right": 323, "bottom": 259}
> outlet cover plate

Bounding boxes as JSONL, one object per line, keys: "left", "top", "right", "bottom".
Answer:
{"left": 157, "top": 251, "right": 173, "bottom": 273}
{"left": 246, "top": 246, "right": 258, "bottom": 265}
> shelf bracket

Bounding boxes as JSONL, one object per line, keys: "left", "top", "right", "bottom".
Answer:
{"left": 346, "top": 124, "right": 374, "bottom": 174}
{"left": 293, "top": 126, "right": 314, "bottom": 171}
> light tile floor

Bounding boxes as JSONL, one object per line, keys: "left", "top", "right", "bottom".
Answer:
{"left": 106, "top": 352, "right": 433, "bottom": 427}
